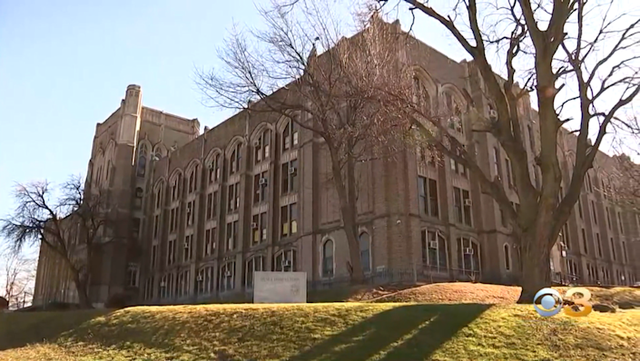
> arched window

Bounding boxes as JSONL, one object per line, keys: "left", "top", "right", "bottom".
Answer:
{"left": 177, "top": 270, "right": 190, "bottom": 298}
{"left": 219, "top": 262, "right": 235, "bottom": 292}
{"left": 254, "top": 129, "right": 271, "bottom": 164}
{"left": 154, "top": 184, "right": 163, "bottom": 211}
{"left": 245, "top": 256, "right": 265, "bottom": 288}
{"left": 196, "top": 266, "right": 215, "bottom": 295}
{"left": 159, "top": 273, "right": 174, "bottom": 299}
{"left": 412, "top": 76, "right": 432, "bottom": 114}
{"left": 359, "top": 232, "right": 371, "bottom": 273}
{"left": 274, "top": 249, "right": 297, "bottom": 272}
{"left": 503, "top": 243, "right": 511, "bottom": 271}
{"left": 444, "top": 91, "right": 464, "bottom": 134}
{"left": 134, "top": 187, "right": 143, "bottom": 208}
{"left": 421, "top": 229, "right": 448, "bottom": 271}
{"left": 282, "top": 118, "right": 299, "bottom": 152}
{"left": 457, "top": 237, "right": 481, "bottom": 274}
{"left": 229, "top": 143, "right": 242, "bottom": 176}
{"left": 188, "top": 166, "right": 198, "bottom": 194}
{"left": 208, "top": 153, "right": 221, "bottom": 184}
{"left": 137, "top": 155, "right": 147, "bottom": 177}
{"left": 322, "top": 239, "right": 334, "bottom": 278}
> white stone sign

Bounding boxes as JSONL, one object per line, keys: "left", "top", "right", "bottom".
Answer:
{"left": 253, "top": 271, "right": 307, "bottom": 303}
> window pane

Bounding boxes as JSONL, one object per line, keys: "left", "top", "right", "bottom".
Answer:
{"left": 428, "top": 178, "right": 439, "bottom": 218}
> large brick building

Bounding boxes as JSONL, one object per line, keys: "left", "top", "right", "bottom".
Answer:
{"left": 33, "top": 20, "right": 639, "bottom": 307}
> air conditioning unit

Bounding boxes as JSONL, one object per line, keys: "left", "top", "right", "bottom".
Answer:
{"left": 561, "top": 250, "right": 567, "bottom": 258}
{"left": 236, "top": 198, "right": 240, "bottom": 207}
{"left": 464, "top": 199, "right": 472, "bottom": 206}
{"left": 259, "top": 178, "right": 267, "bottom": 186}
{"left": 429, "top": 240, "right": 438, "bottom": 249}
{"left": 196, "top": 275, "right": 203, "bottom": 282}
{"left": 283, "top": 259, "right": 292, "bottom": 267}
{"left": 228, "top": 238, "right": 234, "bottom": 248}
{"left": 184, "top": 241, "right": 189, "bottom": 248}
{"left": 464, "top": 247, "right": 474, "bottom": 255}
{"left": 224, "top": 271, "right": 231, "bottom": 277}
{"left": 251, "top": 222, "right": 258, "bottom": 229}
{"left": 289, "top": 167, "right": 297, "bottom": 174}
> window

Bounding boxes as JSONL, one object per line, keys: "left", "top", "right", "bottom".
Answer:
{"left": 453, "top": 187, "right": 472, "bottom": 226}
{"left": 169, "top": 207, "right": 179, "bottom": 233}
{"left": 159, "top": 273, "right": 174, "bottom": 299}
{"left": 418, "top": 176, "right": 439, "bottom": 218}
{"left": 610, "top": 237, "right": 617, "bottom": 261}
{"left": 134, "top": 187, "right": 143, "bottom": 207}
{"left": 188, "top": 167, "right": 198, "bottom": 194}
{"left": 204, "top": 227, "right": 216, "bottom": 257}
{"left": 229, "top": 143, "right": 242, "bottom": 176}
{"left": 591, "top": 200, "right": 598, "bottom": 224}
{"left": 167, "top": 239, "right": 177, "bottom": 265}
{"left": 137, "top": 155, "right": 146, "bottom": 177}
{"left": 219, "top": 262, "right": 235, "bottom": 292}
{"left": 280, "top": 203, "right": 298, "bottom": 238}
{"left": 421, "top": 230, "right": 448, "bottom": 270}
{"left": 322, "top": 239, "right": 334, "bottom": 278}
{"left": 227, "top": 183, "right": 240, "bottom": 212}
{"left": 208, "top": 154, "right": 221, "bottom": 184}
{"left": 504, "top": 157, "right": 514, "bottom": 187}
{"left": 617, "top": 211, "right": 624, "bottom": 234}
{"left": 586, "top": 174, "right": 593, "bottom": 193}
{"left": 282, "top": 118, "right": 299, "bottom": 152}
{"left": 153, "top": 215, "right": 160, "bottom": 239}
{"left": 581, "top": 228, "right": 588, "bottom": 254}
{"left": 577, "top": 198, "right": 584, "bottom": 219}
{"left": 606, "top": 207, "right": 612, "bottom": 229}
{"left": 281, "top": 159, "right": 298, "bottom": 194}
{"left": 444, "top": 92, "right": 463, "bottom": 134}
{"left": 171, "top": 174, "right": 182, "bottom": 202}
{"left": 560, "top": 223, "right": 570, "bottom": 250}
{"left": 504, "top": 244, "right": 511, "bottom": 271}
{"left": 457, "top": 237, "right": 480, "bottom": 273}
{"left": 622, "top": 241, "right": 628, "bottom": 263}
{"left": 151, "top": 244, "right": 158, "bottom": 269}
{"left": 196, "top": 266, "right": 215, "bottom": 295}
{"left": 492, "top": 147, "right": 501, "bottom": 178}
{"left": 186, "top": 200, "right": 196, "bottom": 227}
{"left": 252, "top": 212, "right": 268, "bottom": 245}
{"left": 274, "top": 249, "right": 297, "bottom": 272}
{"left": 226, "top": 221, "right": 238, "bottom": 250}
{"left": 143, "top": 277, "right": 154, "bottom": 301}
{"left": 155, "top": 185, "right": 163, "bottom": 210}
{"left": 206, "top": 191, "right": 217, "bottom": 220}
{"left": 183, "top": 234, "right": 194, "bottom": 262}
{"left": 596, "top": 233, "right": 603, "bottom": 258}
{"left": 132, "top": 218, "right": 141, "bottom": 239}
{"left": 254, "top": 171, "right": 269, "bottom": 204}
{"left": 500, "top": 208, "right": 507, "bottom": 227}
{"left": 177, "top": 270, "right": 190, "bottom": 298}
{"left": 254, "top": 130, "right": 271, "bottom": 163}
{"left": 126, "top": 263, "right": 139, "bottom": 287}
{"left": 527, "top": 125, "right": 535, "bottom": 152}
{"left": 359, "top": 232, "right": 371, "bottom": 273}
{"left": 245, "top": 256, "right": 265, "bottom": 288}
{"left": 413, "top": 76, "right": 432, "bottom": 114}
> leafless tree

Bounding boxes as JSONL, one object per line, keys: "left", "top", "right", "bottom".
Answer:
{"left": 379, "top": 0, "right": 640, "bottom": 301}
{"left": 0, "top": 175, "right": 118, "bottom": 308}
{"left": 0, "top": 249, "right": 35, "bottom": 309}
{"left": 196, "top": 0, "right": 411, "bottom": 282}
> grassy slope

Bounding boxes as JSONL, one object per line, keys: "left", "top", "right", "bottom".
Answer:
{"left": 1, "top": 302, "right": 639, "bottom": 361}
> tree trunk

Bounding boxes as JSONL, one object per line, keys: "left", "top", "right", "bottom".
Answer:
{"left": 516, "top": 229, "right": 553, "bottom": 304}
{"left": 329, "top": 151, "right": 364, "bottom": 284}
{"left": 73, "top": 273, "right": 93, "bottom": 309}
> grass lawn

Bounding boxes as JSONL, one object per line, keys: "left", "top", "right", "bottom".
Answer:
{"left": 1, "top": 302, "right": 639, "bottom": 361}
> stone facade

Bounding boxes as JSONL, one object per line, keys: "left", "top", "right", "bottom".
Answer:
{"left": 33, "top": 22, "right": 639, "bottom": 307}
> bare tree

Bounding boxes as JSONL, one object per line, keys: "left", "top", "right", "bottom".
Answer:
{"left": 0, "top": 175, "right": 117, "bottom": 308}
{"left": 0, "top": 249, "right": 35, "bottom": 309}
{"left": 197, "top": 0, "right": 411, "bottom": 282}
{"left": 378, "top": 0, "right": 640, "bottom": 301}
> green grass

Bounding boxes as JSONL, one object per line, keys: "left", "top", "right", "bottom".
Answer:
{"left": 1, "top": 303, "right": 638, "bottom": 361}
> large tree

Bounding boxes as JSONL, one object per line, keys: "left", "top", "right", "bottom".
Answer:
{"left": 1, "top": 176, "right": 117, "bottom": 308}
{"left": 382, "top": 0, "right": 640, "bottom": 301}
{"left": 197, "top": 0, "right": 410, "bottom": 282}
{"left": 0, "top": 248, "right": 35, "bottom": 309}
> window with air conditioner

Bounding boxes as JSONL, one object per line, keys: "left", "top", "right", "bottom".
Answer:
{"left": 421, "top": 230, "right": 447, "bottom": 270}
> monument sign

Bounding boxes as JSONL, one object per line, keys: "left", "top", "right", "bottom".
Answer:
{"left": 253, "top": 271, "right": 307, "bottom": 303}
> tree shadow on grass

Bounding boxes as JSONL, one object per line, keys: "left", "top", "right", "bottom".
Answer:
{"left": 0, "top": 309, "right": 110, "bottom": 351}
{"left": 288, "top": 303, "right": 492, "bottom": 361}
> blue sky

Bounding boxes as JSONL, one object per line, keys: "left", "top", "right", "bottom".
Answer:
{"left": 0, "top": 1, "right": 467, "bottom": 238}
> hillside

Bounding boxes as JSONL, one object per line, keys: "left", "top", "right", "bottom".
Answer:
{"left": 1, "top": 283, "right": 639, "bottom": 361}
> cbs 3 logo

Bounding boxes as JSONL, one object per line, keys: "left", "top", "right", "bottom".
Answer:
{"left": 533, "top": 287, "right": 593, "bottom": 317}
